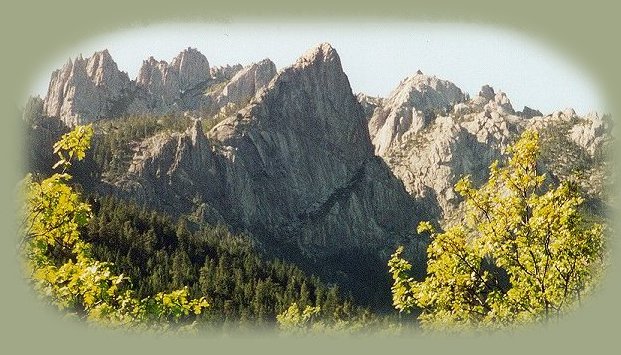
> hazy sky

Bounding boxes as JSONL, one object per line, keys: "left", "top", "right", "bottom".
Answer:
{"left": 31, "top": 22, "right": 605, "bottom": 116}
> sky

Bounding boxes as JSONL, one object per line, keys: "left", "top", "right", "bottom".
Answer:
{"left": 30, "top": 22, "right": 606, "bottom": 116}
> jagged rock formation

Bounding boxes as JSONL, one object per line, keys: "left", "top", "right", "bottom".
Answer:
{"left": 43, "top": 50, "right": 133, "bottom": 125}
{"left": 134, "top": 47, "right": 212, "bottom": 114}
{"left": 370, "top": 78, "right": 612, "bottom": 222}
{"left": 356, "top": 93, "right": 384, "bottom": 119}
{"left": 367, "top": 72, "right": 467, "bottom": 155}
{"left": 468, "top": 85, "right": 515, "bottom": 115}
{"left": 519, "top": 106, "right": 543, "bottom": 119}
{"left": 381, "top": 103, "right": 522, "bottom": 221}
{"left": 116, "top": 43, "right": 421, "bottom": 261}
{"left": 210, "top": 64, "right": 244, "bottom": 81}
{"left": 42, "top": 48, "right": 277, "bottom": 126}
{"left": 37, "top": 43, "right": 612, "bottom": 249}
{"left": 528, "top": 110, "right": 612, "bottom": 206}
{"left": 30, "top": 41, "right": 612, "bottom": 310}
{"left": 202, "top": 59, "right": 277, "bottom": 117}
{"left": 569, "top": 112, "right": 610, "bottom": 155}
{"left": 171, "top": 47, "right": 211, "bottom": 90}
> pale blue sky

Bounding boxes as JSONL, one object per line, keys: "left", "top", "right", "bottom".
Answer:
{"left": 31, "top": 22, "right": 605, "bottom": 116}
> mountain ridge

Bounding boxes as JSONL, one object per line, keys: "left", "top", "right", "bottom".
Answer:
{"left": 27, "top": 42, "right": 612, "bottom": 310}
{"left": 42, "top": 47, "right": 277, "bottom": 125}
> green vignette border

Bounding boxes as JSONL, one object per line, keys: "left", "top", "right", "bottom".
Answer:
{"left": 1, "top": 0, "right": 620, "bottom": 354}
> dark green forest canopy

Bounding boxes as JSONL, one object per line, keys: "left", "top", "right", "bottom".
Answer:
{"left": 81, "top": 195, "right": 370, "bottom": 326}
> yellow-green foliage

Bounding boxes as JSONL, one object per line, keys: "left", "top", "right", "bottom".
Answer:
{"left": 275, "top": 302, "right": 372, "bottom": 336}
{"left": 20, "top": 125, "right": 209, "bottom": 332}
{"left": 389, "top": 130, "right": 606, "bottom": 331}
{"left": 276, "top": 302, "right": 322, "bottom": 333}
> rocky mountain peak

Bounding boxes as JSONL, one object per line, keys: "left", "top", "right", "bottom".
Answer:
{"left": 218, "top": 59, "right": 276, "bottom": 103}
{"left": 43, "top": 59, "right": 73, "bottom": 118}
{"left": 42, "top": 46, "right": 281, "bottom": 123}
{"left": 296, "top": 42, "right": 341, "bottom": 69}
{"left": 43, "top": 50, "right": 133, "bottom": 125}
{"left": 519, "top": 106, "right": 543, "bottom": 119}
{"left": 119, "top": 43, "right": 417, "bottom": 268}
{"left": 470, "top": 85, "right": 516, "bottom": 115}
{"left": 199, "top": 59, "right": 277, "bottom": 118}
{"left": 367, "top": 73, "right": 466, "bottom": 155}
{"left": 170, "top": 47, "right": 210, "bottom": 90}
{"left": 485, "top": 90, "right": 515, "bottom": 115}
{"left": 86, "top": 49, "right": 131, "bottom": 92}
{"left": 242, "top": 43, "right": 371, "bottom": 160}
{"left": 136, "top": 57, "right": 170, "bottom": 85}
{"left": 479, "top": 84, "right": 495, "bottom": 100}
{"left": 394, "top": 73, "right": 466, "bottom": 112}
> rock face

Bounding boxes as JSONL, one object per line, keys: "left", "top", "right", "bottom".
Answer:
{"left": 382, "top": 110, "right": 522, "bottom": 220}
{"left": 368, "top": 72, "right": 466, "bottom": 155}
{"left": 135, "top": 48, "right": 211, "bottom": 113}
{"left": 210, "top": 64, "right": 244, "bottom": 81}
{"left": 42, "top": 48, "right": 275, "bottom": 126}
{"left": 202, "top": 59, "right": 277, "bottom": 117}
{"left": 371, "top": 81, "right": 611, "bottom": 222}
{"left": 568, "top": 112, "right": 611, "bottom": 155}
{"left": 117, "top": 43, "right": 420, "bottom": 260}
{"left": 134, "top": 57, "right": 182, "bottom": 112}
{"left": 171, "top": 47, "right": 211, "bottom": 90}
{"left": 519, "top": 106, "right": 543, "bottom": 119}
{"left": 356, "top": 93, "right": 384, "bottom": 120}
{"left": 136, "top": 48, "right": 212, "bottom": 113}
{"left": 43, "top": 50, "right": 133, "bottom": 125}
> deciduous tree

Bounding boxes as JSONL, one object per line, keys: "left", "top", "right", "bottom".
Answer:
{"left": 20, "top": 125, "right": 208, "bottom": 331}
{"left": 389, "top": 130, "right": 606, "bottom": 330}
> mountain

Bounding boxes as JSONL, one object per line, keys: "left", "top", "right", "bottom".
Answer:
{"left": 365, "top": 81, "right": 612, "bottom": 222}
{"left": 367, "top": 71, "right": 467, "bottom": 155}
{"left": 31, "top": 42, "right": 612, "bottom": 311}
{"left": 114, "top": 43, "right": 422, "bottom": 261}
{"left": 42, "top": 48, "right": 277, "bottom": 125}
{"left": 201, "top": 58, "right": 277, "bottom": 118}
{"left": 90, "top": 43, "right": 423, "bottom": 308}
{"left": 43, "top": 50, "right": 134, "bottom": 126}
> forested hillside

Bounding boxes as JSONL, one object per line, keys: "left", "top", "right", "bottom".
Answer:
{"left": 82, "top": 195, "right": 368, "bottom": 325}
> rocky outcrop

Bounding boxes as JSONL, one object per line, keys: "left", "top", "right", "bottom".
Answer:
{"left": 373, "top": 79, "right": 611, "bottom": 222}
{"left": 356, "top": 93, "right": 384, "bottom": 120}
{"left": 210, "top": 64, "right": 244, "bottom": 81}
{"left": 484, "top": 91, "right": 515, "bottom": 116}
{"left": 171, "top": 47, "right": 211, "bottom": 91}
{"left": 368, "top": 72, "right": 466, "bottom": 155}
{"left": 526, "top": 110, "right": 612, "bottom": 206}
{"left": 568, "top": 112, "right": 611, "bottom": 155}
{"left": 117, "top": 43, "right": 420, "bottom": 260}
{"left": 134, "top": 48, "right": 211, "bottom": 113}
{"left": 134, "top": 57, "right": 182, "bottom": 112}
{"left": 519, "top": 106, "right": 543, "bottom": 119}
{"left": 202, "top": 59, "right": 277, "bottom": 117}
{"left": 383, "top": 110, "right": 522, "bottom": 221}
{"left": 42, "top": 48, "right": 270, "bottom": 125}
{"left": 467, "top": 85, "right": 516, "bottom": 115}
{"left": 43, "top": 50, "right": 133, "bottom": 125}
